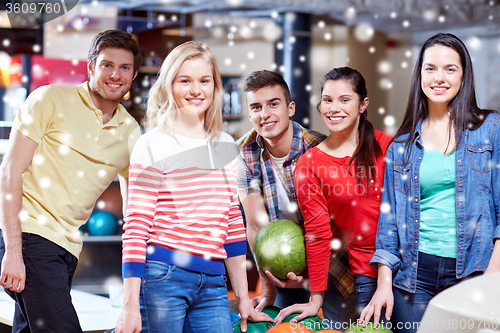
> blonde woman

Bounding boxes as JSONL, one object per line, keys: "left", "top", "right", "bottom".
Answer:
{"left": 115, "top": 41, "right": 271, "bottom": 333}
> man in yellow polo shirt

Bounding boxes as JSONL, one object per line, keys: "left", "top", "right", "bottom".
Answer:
{"left": 0, "top": 29, "right": 142, "bottom": 333}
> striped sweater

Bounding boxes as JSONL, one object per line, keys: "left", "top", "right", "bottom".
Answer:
{"left": 122, "top": 128, "right": 247, "bottom": 278}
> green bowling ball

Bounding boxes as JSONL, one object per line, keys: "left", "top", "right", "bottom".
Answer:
{"left": 345, "top": 323, "right": 393, "bottom": 333}
{"left": 253, "top": 219, "right": 306, "bottom": 280}
{"left": 231, "top": 306, "right": 282, "bottom": 332}
{"left": 283, "top": 314, "right": 328, "bottom": 332}
{"left": 261, "top": 306, "right": 281, "bottom": 320}
{"left": 232, "top": 319, "right": 274, "bottom": 333}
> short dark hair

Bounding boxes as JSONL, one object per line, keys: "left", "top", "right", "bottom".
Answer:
{"left": 88, "top": 29, "right": 142, "bottom": 74}
{"left": 244, "top": 70, "right": 292, "bottom": 106}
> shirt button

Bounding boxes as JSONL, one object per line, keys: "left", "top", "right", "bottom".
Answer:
{"left": 418, "top": 157, "right": 422, "bottom": 159}
{"left": 459, "top": 245, "right": 462, "bottom": 249}
{"left": 415, "top": 219, "right": 418, "bottom": 223}
{"left": 414, "top": 176, "right": 417, "bottom": 179}
{"left": 377, "top": 195, "right": 380, "bottom": 198}
{"left": 459, "top": 203, "right": 462, "bottom": 206}
{"left": 375, "top": 188, "right": 378, "bottom": 191}
{"left": 458, "top": 182, "right": 462, "bottom": 185}
{"left": 415, "top": 241, "right": 418, "bottom": 244}
{"left": 458, "top": 160, "right": 461, "bottom": 163}
{"left": 459, "top": 224, "right": 462, "bottom": 227}
{"left": 415, "top": 198, "right": 418, "bottom": 202}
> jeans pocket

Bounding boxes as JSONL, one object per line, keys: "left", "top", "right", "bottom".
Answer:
{"left": 467, "top": 144, "right": 492, "bottom": 173}
{"left": 143, "top": 260, "right": 176, "bottom": 283}
{"left": 394, "top": 162, "right": 411, "bottom": 194}
{"left": 221, "top": 274, "right": 227, "bottom": 287}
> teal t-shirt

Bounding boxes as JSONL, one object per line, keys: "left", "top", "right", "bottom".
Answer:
{"left": 419, "top": 149, "right": 457, "bottom": 258}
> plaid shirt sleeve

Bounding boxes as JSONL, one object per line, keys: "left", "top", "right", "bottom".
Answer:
{"left": 237, "top": 153, "right": 260, "bottom": 196}
{"left": 328, "top": 245, "right": 355, "bottom": 299}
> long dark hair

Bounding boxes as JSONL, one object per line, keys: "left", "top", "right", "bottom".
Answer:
{"left": 319, "top": 67, "right": 382, "bottom": 186}
{"left": 395, "top": 33, "right": 494, "bottom": 150}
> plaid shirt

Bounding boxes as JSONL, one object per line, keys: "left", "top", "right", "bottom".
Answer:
{"left": 237, "top": 121, "right": 354, "bottom": 298}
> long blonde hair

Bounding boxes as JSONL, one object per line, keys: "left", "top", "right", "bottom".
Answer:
{"left": 146, "top": 41, "right": 223, "bottom": 141}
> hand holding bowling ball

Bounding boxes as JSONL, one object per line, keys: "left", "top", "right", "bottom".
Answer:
{"left": 252, "top": 219, "right": 306, "bottom": 280}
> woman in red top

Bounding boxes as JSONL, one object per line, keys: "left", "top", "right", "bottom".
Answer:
{"left": 276, "top": 67, "right": 392, "bottom": 330}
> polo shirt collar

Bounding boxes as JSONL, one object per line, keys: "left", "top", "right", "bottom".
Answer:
{"left": 78, "top": 82, "right": 126, "bottom": 128}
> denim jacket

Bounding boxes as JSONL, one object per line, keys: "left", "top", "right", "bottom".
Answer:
{"left": 370, "top": 113, "right": 500, "bottom": 293}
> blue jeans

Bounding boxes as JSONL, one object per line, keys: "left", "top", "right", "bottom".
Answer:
{"left": 274, "top": 286, "right": 310, "bottom": 308}
{"left": 322, "top": 279, "right": 358, "bottom": 332}
{"left": 353, "top": 275, "right": 377, "bottom": 309}
{"left": 354, "top": 275, "right": 389, "bottom": 327}
{"left": 0, "top": 231, "right": 82, "bottom": 333}
{"left": 392, "top": 252, "right": 482, "bottom": 333}
{"left": 140, "top": 260, "right": 232, "bottom": 333}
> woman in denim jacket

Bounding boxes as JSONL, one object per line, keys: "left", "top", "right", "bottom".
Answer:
{"left": 360, "top": 33, "right": 500, "bottom": 333}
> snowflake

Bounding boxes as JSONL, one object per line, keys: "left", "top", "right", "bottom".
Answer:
{"left": 19, "top": 210, "right": 29, "bottom": 222}
{"left": 330, "top": 238, "right": 342, "bottom": 250}
{"left": 33, "top": 154, "right": 44, "bottom": 165}
{"left": 281, "top": 244, "right": 291, "bottom": 254}
{"left": 39, "top": 177, "right": 51, "bottom": 188}
{"left": 380, "top": 203, "right": 391, "bottom": 213}
{"left": 37, "top": 215, "right": 47, "bottom": 225}
{"left": 257, "top": 212, "right": 268, "bottom": 224}
{"left": 146, "top": 245, "right": 155, "bottom": 255}
{"left": 354, "top": 23, "right": 374, "bottom": 42}
{"left": 23, "top": 113, "right": 34, "bottom": 125}
{"left": 59, "top": 145, "right": 70, "bottom": 155}
{"left": 210, "top": 229, "right": 221, "bottom": 237}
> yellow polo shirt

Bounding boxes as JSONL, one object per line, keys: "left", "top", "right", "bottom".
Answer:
{"left": 13, "top": 82, "right": 140, "bottom": 258}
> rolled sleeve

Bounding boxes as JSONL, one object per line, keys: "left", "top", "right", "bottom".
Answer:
{"left": 370, "top": 249, "right": 401, "bottom": 273}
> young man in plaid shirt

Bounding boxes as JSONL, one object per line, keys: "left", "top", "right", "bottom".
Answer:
{"left": 237, "top": 70, "right": 358, "bottom": 328}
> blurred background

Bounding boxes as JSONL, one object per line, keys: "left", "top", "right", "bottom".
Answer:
{"left": 0, "top": 0, "right": 498, "bottom": 296}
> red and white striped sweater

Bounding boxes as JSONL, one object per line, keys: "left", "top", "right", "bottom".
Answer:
{"left": 122, "top": 128, "right": 246, "bottom": 278}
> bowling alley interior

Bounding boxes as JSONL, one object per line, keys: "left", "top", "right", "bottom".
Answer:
{"left": 1, "top": 0, "right": 500, "bottom": 332}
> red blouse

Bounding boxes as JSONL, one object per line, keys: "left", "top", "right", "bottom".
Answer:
{"left": 294, "top": 130, "right": 392, "bottom": 292}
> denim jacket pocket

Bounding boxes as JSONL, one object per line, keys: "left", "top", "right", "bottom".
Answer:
{"left": 467, "top": 144, "right": 492, "bottom": 173}
{"left": 394, "top": 162, "right": 411, "bottom": 194}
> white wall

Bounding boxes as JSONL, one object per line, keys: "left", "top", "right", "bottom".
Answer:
{"left": 44, "top": 4, "right": 118, "bottom": 60}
